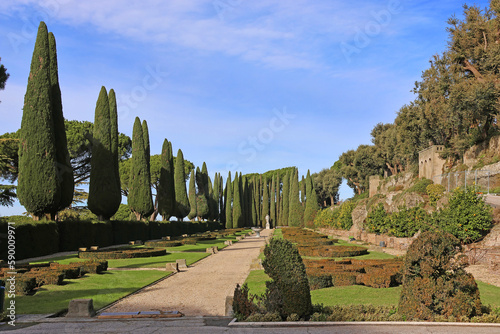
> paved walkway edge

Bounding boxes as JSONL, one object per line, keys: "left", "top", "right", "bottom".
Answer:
{"left": 228, "top": 319, "right": 500, "bottom": 328}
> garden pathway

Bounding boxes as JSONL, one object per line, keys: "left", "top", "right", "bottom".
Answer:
{"left": 105, "top": 229, "right": 272, "bottom": 316}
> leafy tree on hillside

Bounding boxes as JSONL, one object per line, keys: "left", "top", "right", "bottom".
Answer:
{"left": 313, "top": 168, "right": 341, "bottom": 207}
{"left": 0, "top": 57, "right": 8, "bottom": 102}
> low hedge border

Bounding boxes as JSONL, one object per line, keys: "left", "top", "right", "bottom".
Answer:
{"left": 78, "top": 247, "right": 166, "bottom": 259}
{"left": 298, "top": 245, "right": 368, "bottom": 258}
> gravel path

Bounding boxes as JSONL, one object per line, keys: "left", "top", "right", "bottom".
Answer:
{"left": 105, "top": 229, "right": 272, "bottom": 316}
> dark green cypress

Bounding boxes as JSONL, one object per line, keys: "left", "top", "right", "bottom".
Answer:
{"left": 281, "top": 171, "right": 290, "bottom": 226}
{"left": 157, "top": 139, "right": 175, "bottom": 220}
{"left": 89, "top": 87, "right": 121, "bottom": 220}
{"left": 225, "top": 171, "right": 233, "bottom": 228}
{"left": 212, "top": 173, "right": 220, "bottom": 221}
{"left": 270, "top": 175, "right": 276, "bottom": 228}
{"left": 219, "top": 173, "right": 225, "bottom": 223}
{"left": 127, "top": 117, "right": 154, "bottom": 220}
{"left": 48, "top": 31, "right": 73, "bottom": 212}
{"left": 174, "top": 148, "right": 190, "bottom": 220}
{"left": 275, "top": 174, "right": 280, "bottom": 226}
{"left": 196, "top": 166, "right": 209, "bottom": 219}
{"left": 262, "top": 180, "right": 269, "bottom": 225}
{"left": 300, "top": 175, "right": 306, "bottom": 205}
{"left": 187, "top": 170, "right": 197, "bottom": 220}
{"left": 108, "top": 88, "right": 121, "bottom": 212}
{"left": 251, "top": 177, "right": 257, "bottom": 226}
{"left": 232, "top": 172, "right": 243, "bottom": 227}
{"left": 288, "top": 168, "right": 303, "bottom": 227}
{"left": 142, "top": 120, "right": 150, "bottom": 168}
{"left": 304, "top": 170, "right": 319, "bottom": 228}
{"left": 18, "top": 22, "right": 60, "bottom": 220}
{"left": 241, "top": 176, "right": 249, "bottom": 226}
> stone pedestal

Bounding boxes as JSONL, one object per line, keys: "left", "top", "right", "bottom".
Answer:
{"left": 66, "top": 299, "right": 95, "bottom": 318}
{"left": 265, "top": 222, "right": 270, "bottom": 229}
{"left": 176, "top": 259, "right": 187, "bottom": 269}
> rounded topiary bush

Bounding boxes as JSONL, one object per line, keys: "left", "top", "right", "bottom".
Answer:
{"left": 398, "top": 231, "right": 482, "bottom": 320}
{"left": 262, "top": 238, "right": 312, "bottom": 319}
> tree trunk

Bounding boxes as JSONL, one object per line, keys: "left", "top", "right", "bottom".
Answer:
{"left": 330, "top": 195, "right": 335, "bottom": 207}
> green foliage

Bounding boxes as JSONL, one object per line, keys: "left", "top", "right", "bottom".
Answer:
{"left": 262, "top": 238, "right": 312, "bottom": 319}
{"left": 225, "top": 172, "right": 233, "bottom": 228}
{"left": 426, "top": 183, "right": 445, "bottom": 205}
{"left": 232, "top": 173, "right": 243, "bottom": 227}
{"left": 312, "top": 168, "right": 341, "bottom": 207}
{"left": 107, "top": 89, "right": 121, "bottom": 213}
{"left": 48, "top": 32, "right": 74, "bottom": 212}
{"left": 0, "top": 57, "right": 8, "bottom": 93}
{"left": 173, "top": 149, "right": 190, "bottom": 220}
{"left": 304, "top": 171, "right": 319, "bottom": 228}
{"left": 288, "top": 169, "right": 303, "bottom": 227}
{"left": 366, "top": 204, "right": 430, "bottom": 237}
{"left": 195, "top": 166, "right": 209, "bottom": 219}
{"left": 18, "top": 22, "right": 60, "bottom": 219}
{"left": 408, "top": 178, "right": 433, "bottom": 194}
{"left": 127, "top": 117, "right": 154, "bottom": 220}
{"left": 111, "top": 204, "right": 132, "bottom": 221}
{"left": 88, "top": 87, "right": 121, "bottom": 220}
{"left": 157, "top": 139, "right": 176, "bottom": 220}
{"left": 281, "top": 171, "right": 290, "bottom": 226}
{"left": 313, "top": 207, "right": 339, "bottom": 228}
{"left": 187, "top": 170, "right": 197, "bottom": 220}
{"left": 338, "top": 201, "right": 356, "bottom": 230}
{"left": 434, "top": 187, "right": 492, "bottom": 243}
{"left": 399, "top": 231, "right": 482, "bottom": 320}
{"left": 233, "top": 283, "right": 258, "bottom": 320}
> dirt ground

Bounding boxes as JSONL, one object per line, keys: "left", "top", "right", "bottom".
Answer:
{"left": 105, "top": 229, "right": 272, "bottom": 316}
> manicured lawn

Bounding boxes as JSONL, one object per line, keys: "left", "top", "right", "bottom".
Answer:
{"left": 12, "top": 270, "right": 170, "bottom": 314}
{"left": 477, "top": 281, "right": 500, "bottom": 308}
{"left": 245, "top": 270, "right": 271, "bottom": 296}
{"left": 311, "top": 285, "right": 402, "bottom": 306}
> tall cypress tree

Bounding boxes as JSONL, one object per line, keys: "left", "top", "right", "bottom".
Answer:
{"left": 89, "top": 87, "right": 121, "bottom": 220}
{"left": 281, "top": 171, "right": 290, "bottom": 226}
{"left": 304, "top": 170, "right": 319, "bottom": 228}
{"left": 142, "top": 120, "right": 150, "bottom": 168}
{"left": 241, "top": 176, "right": 249, "bottom": 226}
{"left": 174, "top": 148, "right": 190, "bottom": 220}
{"left": 262, "top": 180, "right": 269, "bottom": 225}
{"left": 187, "top": 169, "right": 197, "bottom": 220}
{"left": 196, "top": 166, "right": 209, "bottom": 219}
{"left": 18, "top": 22, "right": 60, "bottom": 220}
{"left": 157, "top": 139, "right": 175, "bottom": 220}
{"left": 212, "top": 173, "right": 220, "bottom": 221}
{"left": 225, "top": 171, "right": 233, "bottom": 228}
{"left": 288, "top": 168, "right": 303, "bottom": 227}
{"left": 127, "top": 117, "right": 154, "bottom": 220}
{"left": 300, "top": 175, "right": 306, "bottom": 205}
{"left": 232, "top": 172, "right": 243, "bottom": 227}
{"left": 275, "top": 173, "right": 280, "bottom": 226}
{"left": 251, "top": 177, "right": 258, "bottom": 226}
{"left": 270, "top": 175, "right": 276, "bottom": 228}
{"left": 108, "top": 88, "right": 121, "bottom": 212}
{"left": 48, "top": 31, "right": 73, "bottom": 212}
{"left": 219, "top": 173, "right": 225, "bottom": 224}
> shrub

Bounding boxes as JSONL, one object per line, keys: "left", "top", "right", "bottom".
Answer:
{"left": 262, "top": 238, "right": 312, "bottom": 319}
{"left": 233, "top": 283, "right": 258, "bottom": 320}
{"left": 78, "top": 247, "right": 166, "bottom": 259}
{"left": 434, "top": 187, "right": 492, "bottom": 243}
{"left": 365, "top": 203, "right": 388, "bottom": 234}
{"left": 144, "top": 240, "right": 183, "bottom": 247}
{"left": 297, "top": 245, "right": 368, "bottom": 257}
{"left": 408, "top": 178, "right": 433, "bottom": 194}
{"left": 308, "top": 275, "right": 333, "bottom": 290}
{"left": 338, "top": 201, "right": 356, "bottom": 230}
{"left": 313, "top": 208, "right": 339, "bottom": 228}
{"left": 398, "top": 231, "right": 482, "bottom": 320}
{"left": 24, "top": 269, "right": 65, "bottom": 287}
{"left": 426, "top": 184, "right": 445, "bottom": 205}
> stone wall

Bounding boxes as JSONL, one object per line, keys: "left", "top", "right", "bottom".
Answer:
{"left": 369, "top": 175, "right": 381, "bottom": 198}
{"left": 318, "top": 227, "right": 417, "bottom": 251}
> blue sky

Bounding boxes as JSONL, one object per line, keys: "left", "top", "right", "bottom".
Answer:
{"left": 0, "top": 0, "right": 491, "bottom": 216}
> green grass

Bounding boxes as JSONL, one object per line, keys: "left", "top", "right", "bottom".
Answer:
{"left": 272, "top": 228, "right": 283, "bottom": 239}
{"left": 245, "top": 270, "right": 271, "bottom": 296}
{"left": 311, "top": 285, "right": 402, "bottom": 306}
{"left": 477, "top": 281, "right": 500, "bottom": 308}
{"left": 12, "top": 270, "right": 170, "bottom": 314}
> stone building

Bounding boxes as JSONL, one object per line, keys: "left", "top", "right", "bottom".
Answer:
{"left": 418, "top": 145, "right": 446, "bottom": 180}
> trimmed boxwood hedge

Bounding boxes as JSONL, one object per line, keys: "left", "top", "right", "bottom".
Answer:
{"left": 144, "top": 240, "right": 183, "bottom": 247}
{"left": 298, "top": 245, "right": 368, "bottom": 258}
{"left": 78, "top": 247, "right": 166, "bottom": 259}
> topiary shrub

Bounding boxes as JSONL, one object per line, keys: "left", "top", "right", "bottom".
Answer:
{"left": 262, "top": 238, "right": 312, "bottom": 319}
{"left": 398, "top": 231, "right": 482, "bottom": 321}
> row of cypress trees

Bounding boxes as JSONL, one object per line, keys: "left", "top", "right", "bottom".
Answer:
{"left": 223, "top": 168, "right": 319, "bottom": 229}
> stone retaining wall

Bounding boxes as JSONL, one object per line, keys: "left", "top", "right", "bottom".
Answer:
{"left": 318, "top": 228, "right": 417, "bottom": 251}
